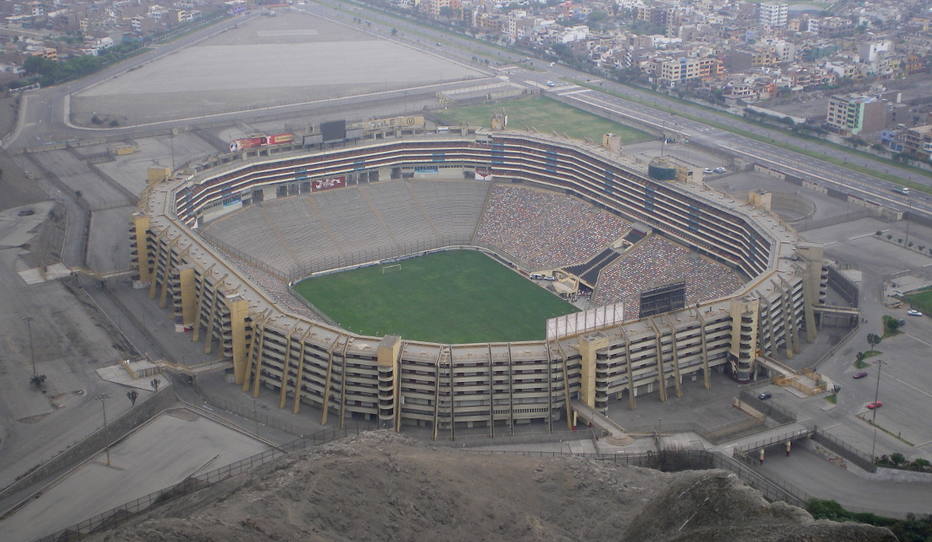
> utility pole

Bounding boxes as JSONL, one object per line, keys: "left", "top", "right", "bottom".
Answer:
{"left": 98, "top": 393, "right": 111, "bottom": 467}
{"left": 870, "top": 359, "right": 884, "bottom": 462}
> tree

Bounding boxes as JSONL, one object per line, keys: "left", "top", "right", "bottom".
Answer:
{"left": 866, "top": 333, "right": 881, "bottom": 349}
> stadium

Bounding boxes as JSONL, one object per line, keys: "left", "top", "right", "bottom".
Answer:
{"left": 132, "top": 129, "right": 827, "bottom": 439}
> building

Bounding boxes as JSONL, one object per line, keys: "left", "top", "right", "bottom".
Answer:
{"left": 655, "top": 56, "right": 719, "bottom": 87}
{"left": 898, "top": 125, "right": 932, "bottom": 161}
{"left": 758, "top": 3, "right": 788, "bottom": 28}
{"left": 826, "top": 94, "right": 887, "bottom": 136}
{"left": 131, "top": 131, "right": 826, "bottom": 437}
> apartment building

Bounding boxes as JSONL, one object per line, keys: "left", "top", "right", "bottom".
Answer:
{"left": 826, "top": 94, "right": 887, "bottom": 135}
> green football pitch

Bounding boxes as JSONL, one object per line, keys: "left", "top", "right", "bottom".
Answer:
{"left": 293, "top": 250, "right": 576, "bottom": 344}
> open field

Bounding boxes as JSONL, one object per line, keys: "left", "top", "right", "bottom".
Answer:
{"left": 72, "top": 11, "right": 484, "bottom": 125}
{"left": 294, "top": 250, "right": 576, "bottom": 343}
{"left": 435, "top": 96, "right": 651, "bottom": 144}
{"left": 904, "top": 287, "right": 932, "bottom": 315}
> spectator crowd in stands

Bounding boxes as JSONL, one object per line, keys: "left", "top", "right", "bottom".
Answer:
{"left": 592, "top": 235, "right": 745, "bottom": 316}
{"left": 474, "top": 184, "right": 631, "bottom": 270}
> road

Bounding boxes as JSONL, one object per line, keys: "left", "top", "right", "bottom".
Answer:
{"left": 759, "top": 445, "right": 932, "bottom": 519}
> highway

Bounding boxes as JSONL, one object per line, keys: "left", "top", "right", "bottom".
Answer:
{"left": 5, "top": 0, "right": 932, "bottom": 222}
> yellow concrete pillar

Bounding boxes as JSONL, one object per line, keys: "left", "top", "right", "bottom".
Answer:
{"left": 576, "top": 335, "right": 608, "bottom": 409}
{"left": 377, "top": 335, "right": 402, "bottom": 431}
{"left": 227, "top": 296, "right": 249, "bottom": 385}
{"left": 178, "top": 266, "right": 196, "bottom": 329}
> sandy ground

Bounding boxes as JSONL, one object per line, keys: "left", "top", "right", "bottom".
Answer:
{"left": 84, "top": 431, "right": 896, "bottom": 542}
{"left": 72, "top": 12, "right": 483, "bottom": 125}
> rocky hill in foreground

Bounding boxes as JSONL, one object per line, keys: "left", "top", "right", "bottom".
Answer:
{"left": 89, "top": 432, "right": 896, "bottom": 542}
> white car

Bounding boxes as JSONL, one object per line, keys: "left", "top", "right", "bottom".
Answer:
{"left": 703, "top": 168, "right": 713, "bottom": 174}
{"left": 546, "top": 80, "right": 556, "bottom": 87}
{"left": 907, "top": 309, "right": 923, "bottom": 317}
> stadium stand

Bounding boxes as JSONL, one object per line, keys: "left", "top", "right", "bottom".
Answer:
{"left": 202, "top": 180, "right": 490, "bottom": 277}
{"left": 592, "top": 235, "right": 745, "bottom": 316}
{"left": 474, "top": 184, "right": 631, "bottom": 270}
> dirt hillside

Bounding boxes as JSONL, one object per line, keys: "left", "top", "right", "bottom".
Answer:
{"left": 89, "top": 432, "right": 896, "bottom": 542}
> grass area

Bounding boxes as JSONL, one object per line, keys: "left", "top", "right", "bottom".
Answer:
{"left": 904, "top": 287, "right": 932, "bottom": 316}
{"left": 825, "top": 393, "right": 837, "bottom": 404}
{"left": 293, "top": 250, "right": 576, "bottom": 343}
{"left": 864, "top": 350, "right": 882, "bottom": 359}
{"left": 436, "top": 96, "right": 652, "bottom": 144}
{"left": 854, "top": 359, "right": 869, "bottom": 369}
{"left": 571, "top": 80, "right": 932, "bottom": 194}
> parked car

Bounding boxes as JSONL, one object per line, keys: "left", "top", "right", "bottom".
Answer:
{"left": 866, "top": 401, "right": 883, "bottom": 409}
{"left": 703, "top": 168, "right": 714, "bottom": 174}
{"left": 714, "top": 167, "right": 727, "bottom": 174}
{"left": 907, "top": 309, "right": 923, "bottom": 317}
{"left": 546, "top": 80, "right": 556, "bottom": 87}
{"left": 758, "top": 392, "right": 772, "bottom": 400}
{"left": 852, "top": 371, "right": 868, "bottom": 379}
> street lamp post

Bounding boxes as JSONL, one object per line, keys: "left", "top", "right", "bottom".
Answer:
{"left": 870, "top": 360, "right": 884, "bottom": 462}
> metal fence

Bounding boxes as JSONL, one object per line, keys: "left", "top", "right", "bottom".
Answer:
{"left": 811, "top": 429, "right": 877, "bottom": 473}
{"left": 35, "top": 427, "right": 353, "bottom": 542}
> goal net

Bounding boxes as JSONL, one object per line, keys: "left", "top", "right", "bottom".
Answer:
{"left": 381, "top": 263, "right": 402, "bottom": 274}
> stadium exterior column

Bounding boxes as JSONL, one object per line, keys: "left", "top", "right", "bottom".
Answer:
{"left": 148, "top": 229, "right": 168, "bottom": 299}
{"left": 191, "top": 265, "right": 212, "bottom": 343}
{"left": 577, "top": 335, "right": 608, "bottom": 409}
{"left": 544, "top": 341, "right": 554, "bottom": 433}
{"left": 241, "top": 315, "right": 265, "bottom": 390}
{"left": 130, "top": 215, "right": 151, "bottom": 284}
{"left": 203, "top": 282, "right": 221, "bottom": 355}
{"left": 338, "top": 339, "right": 351, "bottom": 429}
{"left": 178, "top": 266, "right": 197, "bottom": 330}
{"left": 797, "top": 244, "right": 824, "bottom": 343}
{"left": 319, "top": 336, "right": 341, "bottom": 422}
{"left": 376, "top": 335, "right": 402, "bottom": 432}
{"left": 619, "top": 328, "right": 636, "bottom": 409}
{"left": 293, "top": 329, "right": 313, "bottom": 415}
{"left": 487, "top": 343, "right": 495, "bottom": 438}
{"left": 554, "top": 341, "right": 574, "bottom": 430}
{"left": 158, "top": 237, "right": 179, "bottom": 309}
{"left": 778, "top": 281, "right": 795, "bottom": 359}
{"left": 279, "top": 330, "right": 295, "bottom": 409}
{"left": 664, "top": 315, "right": 683, "bottom": 398}
{"left": 695, "top": 310, "right": 711, "bottom": 391}
{"left": 729, "top": 298, "right": 760, "bottom": 381}
{"left": 227, "top": 296, "right": 249, "bottom": 386}
{"left": 647, "top": 318, "right": 668, "bottom": 402}
{"left": 506, "top": 344, "right": 514, "bottom": 436}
